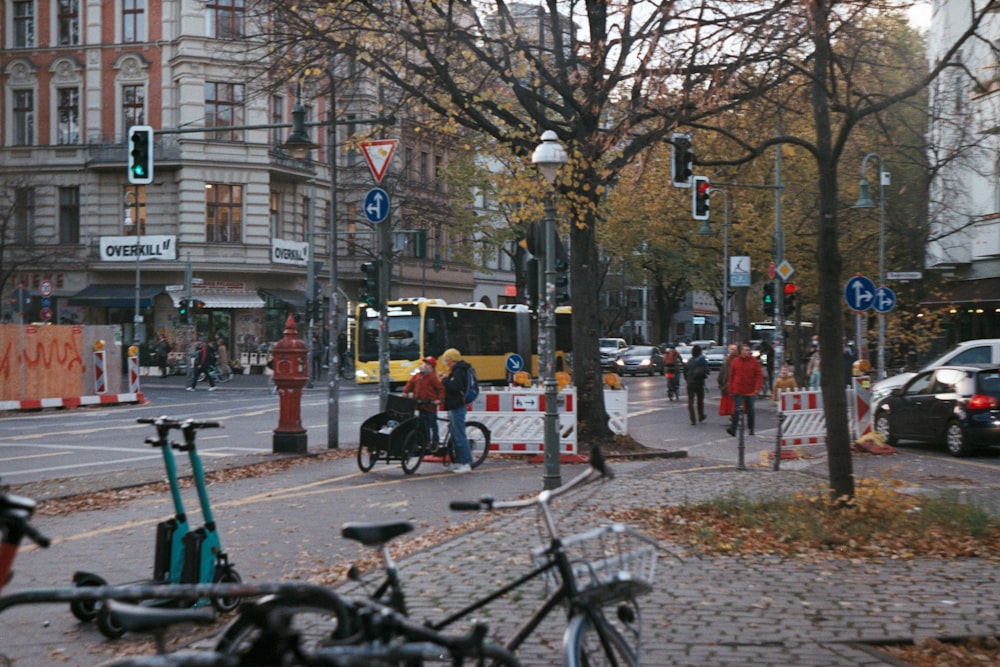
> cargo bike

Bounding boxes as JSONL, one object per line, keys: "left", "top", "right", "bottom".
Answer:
{"left": 357, "top": 395, "right": 491, "bottom": 474}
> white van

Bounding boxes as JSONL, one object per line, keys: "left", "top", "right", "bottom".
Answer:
{"left": 872, "top": 338, "right": 1000, "bottom": 403}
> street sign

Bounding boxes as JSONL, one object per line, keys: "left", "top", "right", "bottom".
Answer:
{"left": 844, "top": 275, "right": 876, "bottom": 311}
{"left": 729, "top": 256, "right": 751, "bottom": 286}
{"left": 364, "top": 188, "right": 390, "bottom": 223}
{"left": 506, "top": 354, "right": 525, "bottom": 373}
{"left": 40, "top": 307, "right": 52, "bottom": 321}
{"left": 165, "top": 284, "right": 185, "bottom": 292}
{"left": 887, "top": 271, "right": 922, "bottom": 281}
{"left": 40, "top": 280, "right": 53, "bottom": 297}
{"left": 777, "top": 260, "right": 795, "bottom": 281}
{"left": 360, "top": 139, "right": 398, "bottom": 183}
{"left": 873, "top": 286, "right": 896, "bottom": 313}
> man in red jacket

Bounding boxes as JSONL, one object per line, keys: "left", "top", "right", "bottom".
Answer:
{"left": 726, "top": 342, "right": 763, "bottom": 436}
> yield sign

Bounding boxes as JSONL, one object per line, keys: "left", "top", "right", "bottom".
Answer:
{"left": 360, "top": 139, "right": 398, "bottom": 183}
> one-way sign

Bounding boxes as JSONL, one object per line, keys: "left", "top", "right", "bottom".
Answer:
{"left": 844, "top": 275, "right": 876, "bottom": 311}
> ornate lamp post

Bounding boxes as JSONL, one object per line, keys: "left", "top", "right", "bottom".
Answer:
{"left": 531, "top": 130, "right": 568, "bottom": 490}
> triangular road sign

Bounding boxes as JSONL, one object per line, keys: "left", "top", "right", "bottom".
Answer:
{"left": 360, "top": 139, "right": 398, "bottom": 183}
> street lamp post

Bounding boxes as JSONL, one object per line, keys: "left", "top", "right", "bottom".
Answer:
{"left": 531, "top": 130, "right": 568, "bottom": 491}
{"left": 124, "top": 189, "right": 143, "bottom": 348}
{"left": 853, "top": 153, "right": 888, "bottom": 380}
{"left": 699, "top": 188, "right": 729, "bottom": 348}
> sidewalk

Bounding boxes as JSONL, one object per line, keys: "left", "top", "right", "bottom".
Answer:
{"left": 4, "top": 400, "right": 1000, "bottom": 666}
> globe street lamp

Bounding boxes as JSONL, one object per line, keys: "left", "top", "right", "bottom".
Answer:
{"left": 853, "top": 153, "right": 888, "bottom": 380}
{"left": 531, "top": 130, "right": 568, "bottom": 490}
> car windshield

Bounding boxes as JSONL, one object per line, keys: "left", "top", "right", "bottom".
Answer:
{"left": 599, "top": 339, "right": 619, "bottom": 348}
{"left": 707, "top": 347, "right": 727, "bottom": 356}
{"left": 628, "top": 346, "right": 656, "bottom": 355}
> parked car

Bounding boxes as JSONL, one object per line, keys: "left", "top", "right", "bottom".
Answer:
{"left": 703, "top": 346, "right": 729, "bottom": 370}
{"left": 600, "top": 337, "right": 628, "bottom": 372}
{"left": 871, "top": 339, "right": 1000, "bottom": 404}
{"left": 615, "top": 345, "right": 665, "bottom": 376}
{"left": 874, "top": 364, "right": 1000, "bottom": 457}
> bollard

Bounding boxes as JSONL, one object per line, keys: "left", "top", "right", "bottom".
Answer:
{"left": 271, "top": 314, "right": 309, "bottom": 453}
{"left": 94, "top": 340, "right": 107, "bottom": 394}
{"left": 128, "top": 345, "right": 141, "bottom": 394}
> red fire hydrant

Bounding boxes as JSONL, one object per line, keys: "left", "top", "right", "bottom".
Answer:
{"left": 271, "top": 314, "right": 309, "bottom": 453}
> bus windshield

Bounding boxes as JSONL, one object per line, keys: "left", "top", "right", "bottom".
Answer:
{"left": 357, "top": 304, "right": 422, "bottom": 363}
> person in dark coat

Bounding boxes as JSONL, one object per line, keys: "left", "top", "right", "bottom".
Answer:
{"left": 440, "top": 348, "right": 473, "bottom": 473}
{"left": 685, "top": 345, "right": 709, "bottom": 425}
{"left": 188, "top": 339, "right": 217, "bottom": 391}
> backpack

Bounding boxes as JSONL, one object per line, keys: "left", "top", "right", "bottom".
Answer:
{"left": 689, "top": 358, "right": 709, "bottom": 383}
{"left": 464, "top": 366, "right": 480, "bottom": 404}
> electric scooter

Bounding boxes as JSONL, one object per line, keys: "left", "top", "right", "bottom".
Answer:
{"left": 70, "top": 416, "right": 241, "bottom": 638}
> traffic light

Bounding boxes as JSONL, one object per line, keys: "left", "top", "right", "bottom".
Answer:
{"left": 763, "top": 283, "right": 775, "bottom": 316}
{"left": 127, "top": 125, "right": 154, "bottom": 185}
{"left": 671, "top": 132, "right": 693, "bottom": 187}
{"left": 692, "top": 176, "right": 710, "bottom": 220}
{"left": 784, "top": 282, "right": 797, "bottom": 315}
{"left": 178, "top": 299, "right": 189, "bottom": 317}
{"left": 361, "top": 261, "right": 380, "bottom": 309}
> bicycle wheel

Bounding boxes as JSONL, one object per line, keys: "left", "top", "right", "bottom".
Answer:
{"left": 214, "top": 591, "right": 353, "bottom": 659}
{"left": 211, "top": 566, "right": 243, "bottom": 613}
{"left": 357, "top": 442, "right": 378, "bottom": 472}
{"left": 564, "top": 609, "right": 638, "bottom": 667}
{"left": 466, "top": 421, "right": 490, "bottom": 469}
{"left": 400, "top": 429, "right": 426, "bottom": 475}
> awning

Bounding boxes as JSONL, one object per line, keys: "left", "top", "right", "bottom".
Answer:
{"left": 259, "top": 288, "right": 306, "bottom": 310}
{"left": 68, "top": 284, "right": 165, "bottom": 308}
{"left": 168, "top": 292, "right": 265, "bottom": 309}
{"left": 920, "top": 277, "right": 1000, "bottom": 306}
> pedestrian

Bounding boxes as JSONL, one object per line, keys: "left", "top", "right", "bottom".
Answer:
{"left": 807, "top": 345, "right": 822, "bottom": 389}
{"left": 717, "top": 343, "right": 738, "bottom": 416}
{"left": 311, "top": 334, "right": 324, "bottom": 380}
{"left": 759, "top": 339, "right": 775, "bottom": 395}
{"left": 772, "top": 362, "right": 798, "bottom": 401}
{"left": 403, "top": 356, "right": 445, "bottom": 448}
{"left": 439, "top": 348, "right": 474, "bottom": 474}
{"left": 842, "top": 338, "right": 855, "bottom": 385}
{"left": 156, "top": 334, "right": 171, "bottom": 378}
{"left": 726, "top": 343, "right": 763, "bottom": 436}
{"left": 663, "top": 343, "right": 682, "bottom": 400}
{"left": 684, "top": 344, "right": 709, "bottom": 425}
{"left": 188, "top": 339, "right": 217, "bottom": 391}
{"left": 214, "top": 333, "right": 230, "bottom": 379}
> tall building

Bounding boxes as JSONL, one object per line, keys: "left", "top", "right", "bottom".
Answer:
{"left": 925, "top": 0, "right": 1000, "bottom": 339}
{"left": 0, "top": 0, "right": 481, "bottom": 366}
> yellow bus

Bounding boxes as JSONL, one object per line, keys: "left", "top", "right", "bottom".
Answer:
{"left": 354, "top": 299, "right": 570, "bottom": 385}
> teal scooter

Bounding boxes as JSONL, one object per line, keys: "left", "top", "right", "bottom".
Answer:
{"left": 70, "top": 417, "right": 241, "bottom": 638}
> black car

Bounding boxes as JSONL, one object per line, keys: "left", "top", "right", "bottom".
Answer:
{"left": 615, "top": 345, "right": 665, "bottom": 376}
{"left": 874, "top": 364, "right": 1000, "bottom": 457}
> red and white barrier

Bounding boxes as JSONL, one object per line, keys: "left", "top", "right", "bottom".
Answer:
{"left": 777, "top": 376, "right": 873, "bottom": 455}
{"left": 467, "top": 387, "right": 578, "bottom": 454}
{"left": 128, "top": 347, "right": 141, "bottom": 394}
{"left": 94, "top": 347, "right": 107, "bottom": 394}
{"left": 0, "top": 393, "right": 144, "bottom": 412}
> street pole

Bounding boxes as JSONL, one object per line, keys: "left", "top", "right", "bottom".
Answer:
{"left": 706, "top": 188, "right": 729, "bottom": 348}
{"left": 854, "top": 153, "right": 887, "bottom": 380}
{"left": 532, "top": 131, "right": 567, "bottom": 491}
{"left": 326, "top": 74, "right": 341, "bottom": 448}
{"left": 306, "top": 181, "right": 316, "bottom": 389}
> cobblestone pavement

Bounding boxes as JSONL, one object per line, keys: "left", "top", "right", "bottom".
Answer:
{"left": 4, "top": 403, "right": 1000, "bottom": 665}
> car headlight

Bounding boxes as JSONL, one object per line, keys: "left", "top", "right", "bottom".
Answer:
{"left": 640, "top": 359, "right": 650, "bottom": 366}
{"left": 615, "top": 358, "right": 624, "bottom": 366}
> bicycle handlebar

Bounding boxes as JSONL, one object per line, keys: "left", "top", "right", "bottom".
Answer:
{"left": 0, "top": 492, "right": 50, "bottom": 548}
{"left": 449, "top": 446, "right": 611, "bottom": 513}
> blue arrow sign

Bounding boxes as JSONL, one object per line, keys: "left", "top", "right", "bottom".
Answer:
{"left": 363, "top": 188, "right": 390, "bottom": 223}
{"left": 873, "top": 286, "right": 896, "bottom": 313}
{"left": 506, "top": 354, "right": 525, "bottom": 373}
{"left": 844, "top": 275, "right": 876, "bottom": 311}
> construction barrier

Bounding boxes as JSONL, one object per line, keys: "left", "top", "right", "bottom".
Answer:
{"left": 128, "top": 346, "right": 141, "bottom": 394}
{"left": 94, "top": 345, "right": 107, "bottom": 394}
{"left": 776, "top": 376, "right": 873, "bottom": 454}
{"left": 467, "top": 387, "right": 578, "bottom": 454}
{"left": 604, "top": 387, "right": 629, "bottom": 435}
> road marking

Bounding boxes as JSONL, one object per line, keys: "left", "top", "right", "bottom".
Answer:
{"left": 0, "top": 451, "right": 67, "bottom": 463}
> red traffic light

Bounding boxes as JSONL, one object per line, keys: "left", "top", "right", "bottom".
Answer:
{"left": 784, "top": 282, "right": 797, "bottom": 295}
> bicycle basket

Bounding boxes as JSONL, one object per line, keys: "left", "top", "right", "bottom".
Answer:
{"left": 531, "top": 523, "right": 658, "bottom": 605}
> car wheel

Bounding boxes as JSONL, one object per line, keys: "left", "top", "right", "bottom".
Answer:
{"left": 945, "top": 419, "right": 975, "bottom": 457}
{"left": 874, "top": 411, "right": 897, "bottom": 446}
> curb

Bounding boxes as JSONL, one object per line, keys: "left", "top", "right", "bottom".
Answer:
{"left": 0, "top": 392, "right": 145, "bottom": 411}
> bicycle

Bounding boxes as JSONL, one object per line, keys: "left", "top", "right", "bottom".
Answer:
{"left": 422, "top": 401, "right": 490, "bottom": 470}
{"left": 338, "top": 447, "right": 660, "bottom": 666}
{"left": 199, "top": 363, "right": 233, "bottom": 384}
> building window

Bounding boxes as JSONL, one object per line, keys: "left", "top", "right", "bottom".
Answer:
{"left": 59, "top": 187, "right": 80, "bottom": 244}
{"left": 56, "top": 88, "right": 80, "bottom": 144}
{"left": 270, "top": 191, "right": 280, "bottom": 237}
{"left": 435, "top": 155, "right": 445, "bottom": 193}
{"left": 13, "top": 188, "right": 34, "bottom": 244}
{"left": 122, "top": 84, "right": 145, "bottom": 127}
{"left": 269, "top": 95, "right": 284, "bottom": 146}
{"left": 124, "top": 186, "right": 146, "bottom": 235}
{"left": 58, "top": 0, "right": 79, "bottom": 46}
{"left": 13, "top": 0, "right": 34, "bottom": 48}
{"left": 123, "top": 0, "right": 146, "bottom": 43}
{"left": 207, "top": 0, "right": 245, "bottom": 39}
{"left": 205, "top": 82, "right": 245, "bottom": 141}
{"left": 13, "top": 90, "right": 34, "bottom": 146}
{"left": 420, "top": 152, "right": 429, "bottom": 186}
{"left": 206, "top": 183, "right": 242, "bottom": 243}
